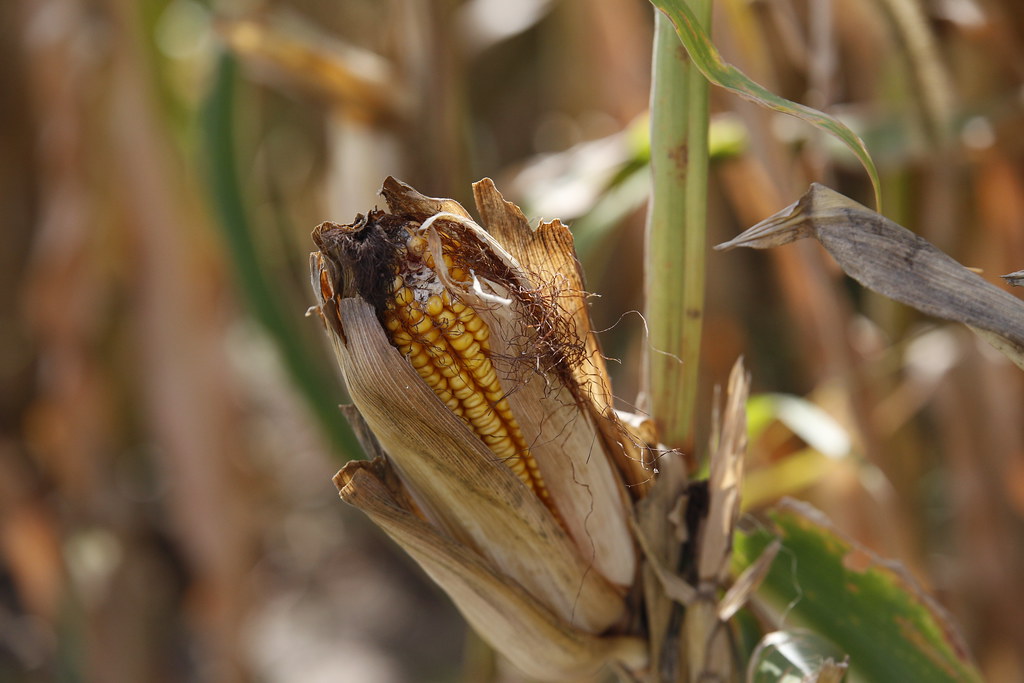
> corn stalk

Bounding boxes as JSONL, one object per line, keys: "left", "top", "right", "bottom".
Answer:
{"left": 644, "top": 6, "right": 711, "bottom": 451}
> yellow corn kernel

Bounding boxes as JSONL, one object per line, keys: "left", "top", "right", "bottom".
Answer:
{"left": 461, "top": 391, "right": 486, "bottom": 411}
{"left": 464, "top": 400, "right": 491, "bottom": 421}
{"left": 471, "top": 364, "right": 497, "bottom": 385}
{"left": 447, "top": 330, "right": 477, "bottom": 353}
{"left": 435, "top": 309, "right": 456, "bottom": 329}
{"left": 409, "top": 315, "right": 434, "bottom": 336}
{"left": 418, "top": 326, "right": 444, "bottom": 346}
{"left": 394, "top": 286, "right": 414, "bottom": 307}
{"left": 425, "top": 294, "right": 444, "bottom": 317}
{"left": 421, "top": 372, "right": 447, "bottom": 392}
{"left": 391, "top": 330, "right": 414, "bottom": 347}
{"left": 463, "top": 315, "right": 486, "bottom": 334}
{"left": 472, "top": 324, "right": 490, "bottom": 346}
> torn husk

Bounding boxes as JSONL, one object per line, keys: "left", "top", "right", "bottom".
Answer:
{"left": 715, "top": 183, "right": 1024, "bottom": 370}
{"left": 685, "top": 359, "right": 752, "bottom": 682}
{"left": 310, "top": 178, "right": 647, "bottom": 677}
{"left": 334, "top": 459, "right": 646, "bottom": 681}
{"left": 633, "top": 359, "right": 770, "bottom": 682}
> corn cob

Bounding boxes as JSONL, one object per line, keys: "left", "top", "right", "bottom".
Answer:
{"left": 380, "top": 229, "right": 557, "bottom": 515}
{"left": 313, "top": 181, "right": 644, "bottom": 670}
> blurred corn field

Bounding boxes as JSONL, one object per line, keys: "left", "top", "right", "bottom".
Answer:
{"left": 3, "top": 0, "right": 1024, "bottom": 681}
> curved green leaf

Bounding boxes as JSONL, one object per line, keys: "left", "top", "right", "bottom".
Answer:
{"left": 200, "top": 53, "right": 359, "bottom": 459}
{"left": 734, "top": 499, "right": 983, "bottom": 683}
{"left": 649, "top": 0, "right": 882, "bottom": 210}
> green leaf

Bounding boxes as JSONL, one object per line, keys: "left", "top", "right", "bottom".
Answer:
{"left": 199, "top": 53, "right": 359, "bottom": 459}
{"left": 649, "top": 0, "right": 882, "bottom": 210}
{"left": 734, "top": 500, "right": 983, "bottom": 683}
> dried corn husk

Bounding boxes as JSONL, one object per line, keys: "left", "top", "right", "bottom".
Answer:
{"left": 634, "top": 360, "right": 777, "bottom": 682}
{"left": 310, "top": 178, "right": 648, "bottom": 679}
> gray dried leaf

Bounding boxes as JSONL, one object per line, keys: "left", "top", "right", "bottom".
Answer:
{"left": 716, "top": 184, "right": 1024, "bottom": 369}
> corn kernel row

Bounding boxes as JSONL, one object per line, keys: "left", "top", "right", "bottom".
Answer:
{"left": 380, "top": 235, "right": 555, "bottom": 515}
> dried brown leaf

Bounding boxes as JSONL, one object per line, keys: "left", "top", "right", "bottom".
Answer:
{"left": 716, "top": 184, "right": 1024, "bottom": 369}
{"left": 1003, "top": 269, "right": 1024, "bottom": 287}
{"left": 699, "top": 358, "right": 750, "bottom": 581}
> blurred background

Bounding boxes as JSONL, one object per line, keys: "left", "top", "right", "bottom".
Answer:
{"left": 2, "top": 0, "right": 1024, "bottom": 681}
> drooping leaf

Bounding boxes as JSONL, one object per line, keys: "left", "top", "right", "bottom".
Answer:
{"left": 716, "top": 184, "right": 1024, "bottom": 369}
{"left": 649, "top": 0, "right": 882, "bottom": 209}
{"left": 734, "top": 499, "right": 984, "bottom": 683}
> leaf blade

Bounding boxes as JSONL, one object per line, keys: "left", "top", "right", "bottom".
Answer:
{"left": 734, "top": 499, "right": 984, "bottom": 683}
{"left": 716, "top": 183, "right": 1024, "bottom": 369}
{"left": 649, "top": 0, "right": 882, "bottom": 209}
